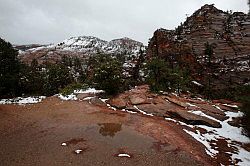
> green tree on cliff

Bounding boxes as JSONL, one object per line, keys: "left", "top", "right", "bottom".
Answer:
{"left": 204, "top": 42, "right": 214, "bottom": 65}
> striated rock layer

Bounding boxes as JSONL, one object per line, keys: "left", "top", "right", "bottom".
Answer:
{"left": 147, "top": 4, "right": 250, "bottom": 90}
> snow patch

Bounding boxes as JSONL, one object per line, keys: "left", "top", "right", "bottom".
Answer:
{"left": 183, "top": 110, "right": 250, "bottom": 165}
{"left": 74, "top": 88, "right": 104, "bottom": 94}
{"left": 58, "top": 94, "right": 77, "bottom": 101}
{"left": 118, "top": 153, "right": 131, "bottom": 158}
{"left": 192, "top": 81, "right": 203, "bottom": 86}
{"left": 61, "top": 143, "right": 67, "bottom": 146}
{"left": 75, "top": 150, "right": 82, "bottom": 154}
{"left": 134, "top": 106, "right": 154, "bottom": 116}
{"left": 0, "top": 96, "right": 46, "bottom": 105}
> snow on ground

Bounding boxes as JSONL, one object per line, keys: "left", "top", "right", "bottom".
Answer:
{"left": 74, "top": 88, "right": 104, "bottom": 94}
{"left": 61, "top": 143, "right": 67, "bottom": 146}
{"left": 117, "top": 153, "right": 131, "bottom": 158}
{"left": 133, "top": 106, "right": 154, "bottom": 116}
{"left": 58, "top": 94, "right": 77, "bottom": 101}
{"left": 121, "top": 109, "right": 137, "bottom": 114}
{"left": 191, "top": 81, "right": 203, "bottom": 87}
{"left": 166, "top": 107, "right": 250, "bottom": 166}
{"left": 74, "top": 150, "right": 82, "bottom": 154}
{"left": 0, "top": 96, "right": 46, "bottom": 105}
{"left": 58, "top": 88, "right": 104, "bottom": 101}
{"left": 222, "top": 104, "right": 239, "bottom": 108}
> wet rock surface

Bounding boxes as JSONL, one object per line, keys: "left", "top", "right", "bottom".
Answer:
{"left": 1, "top": 85, "right": 248, "bottom": 166}
{"left": 108, "top": 85, "right": 229, "bottom": 128}
{"left": 0, "top": 96, "right": 212, "bottom": 166}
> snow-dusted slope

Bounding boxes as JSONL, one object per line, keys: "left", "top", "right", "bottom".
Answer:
{"left": 23, "top": 36, "right": 142, "bottom": 54}
{"left": 54, "top": 36, "right": 144, "bottom": 55}
{"left": 56, "top": 36, "right": 144, "bottom": 54}
{"left": 18, "top": 36, "right": 145, "bottom": 64}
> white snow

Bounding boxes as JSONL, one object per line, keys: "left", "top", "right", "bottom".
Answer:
{"left": 22, "top": 36, "right": 145, "bottom": 57}
{"left": 134, "top": 106, "right": 154, "bottom": 116}
{"left": 121, "top": 109, "right": 137, "bottom": 114}
{"left": 58, "top": 88, "right": 104, "bottom": 101}
{"left": 61, "top": 143, "right": 67, "bottom": 146}
{"left": 165, "top": 118, "right": 177, "bottom": 123}
{"left": 118, "top": 153, "right": 131, "bottom": 158}
{"left": 0, "top": 96, "right": 46, "bottom": 105}
{"left": 75, "top": 150, "right": 82, "bottom": 154}
{"left": 188, "top": 110, "right": 220, "bottom": 122}
{"left": 191, "top": 81, "right": 203, "bottom": 86}
{"left": 58, "top": 94, "right": 77, "bottom": 101}
{"left": 82, "top": 97, "right": 95, "bottom": 101}
{"left": 183, "top": 129, "right": 219, "bottom": 157}
{"left": 182, "top": 110, "right": 250, "bottom": 165}
{"left": 74, "top": 88, "right": 104, "bottom": 94}
{"left": 222, "top": 104, "right": 239, "bottom": 108}
{"left": 106, "top": 103, "right": 117, "bottom": 111}
{"left": 187, "top": 103, "right": 199, "bottom": 107}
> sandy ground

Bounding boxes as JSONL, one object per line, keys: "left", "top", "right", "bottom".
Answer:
{"left": 0, "top": 97, "right": 216, "bottom": 166}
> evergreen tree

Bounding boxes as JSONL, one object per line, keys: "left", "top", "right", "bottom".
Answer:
{"left": 0, "top": 38, "right": 20, "bottom": 98}
{"left": 43, "top": 63, "right": 73, "bottom": 96}
{"left": 145, "top": 58, "right": 171, "bottom": 92}
{"left": 19, "top": 59, "right": 45, "bottom": 95}
{"left": 204, "top": 42, "right": 214, "bottom": 65}
{"left": 92, "top": 55, "right": 123, "bottom": 95}
{"left": 145, "top": 58, "right": 190, "bottom": 93}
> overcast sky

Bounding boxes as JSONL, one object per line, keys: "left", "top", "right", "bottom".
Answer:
{"left": 0, "top": 0, "right": 248, "bottom": 45}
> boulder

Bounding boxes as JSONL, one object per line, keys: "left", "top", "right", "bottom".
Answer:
{"left": 196, "top": 104, "right": 226, "bottom": 116}
{"left": 129, "top": 94, "right": 148, "bottom": 105}
{"left": 77, "top": 93, "right": 95, "bottom": 100}
{"left": 137, "top": 103, "right": 176, "bottom": 118}
{"left": 167, "top": 109, "right": 222, "bottom": 128}
{"left": 165, "top": 96, "right": 189, "bottom": 108}
{"left": 90, "top": 97, "right": 106, "bottom": 107}
{"left": 107, "top": 96, "right": 127, "bottom": 109}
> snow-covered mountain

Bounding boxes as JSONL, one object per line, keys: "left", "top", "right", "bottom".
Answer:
{"left": 18, "top": 36, "right": 145, "bottom": 64}
{"left": 56, "top": 36, "right": 143, "bottom": 54}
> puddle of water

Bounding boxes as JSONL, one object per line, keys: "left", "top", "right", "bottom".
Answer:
{"left": 98, "top": 123, "right": 122, "bottom": 137}
{"left": 61, "top": 122, "right": 180, "bottom": 160}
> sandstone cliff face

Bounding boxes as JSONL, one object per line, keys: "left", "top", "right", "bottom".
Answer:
{"left": 147, "top": 4, "right": 250, "bottom": 90}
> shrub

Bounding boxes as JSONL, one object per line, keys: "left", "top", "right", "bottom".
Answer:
{"left": 92, "top": 55, "right": 123, "bottom": 95}
{"left": 43, "top": 63, "right": 74, "bottom": 96}
{"left": 59, "top": 83, "right": 88, "bottom": 96}
{"left": 18, "top": 60, "right": 45, "bottom": 96}
{"left": 145, "top": 58, "right": 190, "bottom": 93}
{"left": 145, "top": 58, "right": 171, "bottom": 92}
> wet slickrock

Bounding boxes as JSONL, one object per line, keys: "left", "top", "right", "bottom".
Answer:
{"left": 0, "top": 96, "right": 212, "bottom": 166}
{"left": 104, "top": 85, "right": 249, "bottom": 165}
{"left": 108, "top": 85, "right": 224, "bottom": 128}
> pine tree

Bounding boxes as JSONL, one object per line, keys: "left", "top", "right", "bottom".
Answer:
{"left": 92, "top": 55, "right": 123, "bottom": 95}
{"left": 0, "top": 38, "right": 20, "bottom": 98}
{"left": 204, "top": 42, "right": 214, "bottom": 65}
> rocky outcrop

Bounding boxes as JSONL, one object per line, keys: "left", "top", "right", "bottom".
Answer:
{"left": 147, "top": 4, "right": 250, "bottom": 90}
{"left": 106, "top": 85, "right": 238, "bottom": 128}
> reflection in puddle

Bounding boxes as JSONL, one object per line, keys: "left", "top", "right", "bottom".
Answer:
{"left": 98, "top": 123, "right": 122, "bottom": 137}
